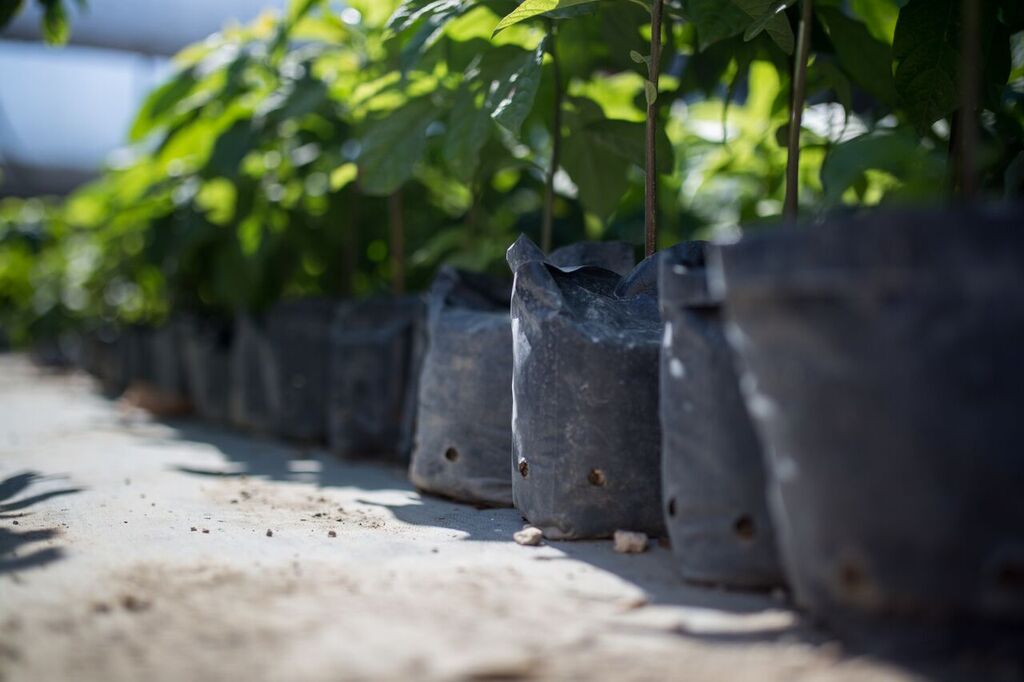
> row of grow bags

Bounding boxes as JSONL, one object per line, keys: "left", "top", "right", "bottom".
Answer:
{"left": 409, "top": 205, "right": 1024, "bottom": 645}
{"left": 81, "top": 296, "right": 422, "bottom": 460}
{"left": 77, "top": 203, "right": 1023, "bottom": 646}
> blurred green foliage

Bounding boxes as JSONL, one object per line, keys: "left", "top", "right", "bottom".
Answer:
{"left": 1, "top": 0, "right": 1022, "bottom": 347}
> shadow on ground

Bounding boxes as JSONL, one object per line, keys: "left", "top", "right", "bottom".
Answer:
{"left": 0, "top": 471, "right": 81, "bottom": 575}
{"left": 159, "top": 415, "right": 1024, "bottom": 682}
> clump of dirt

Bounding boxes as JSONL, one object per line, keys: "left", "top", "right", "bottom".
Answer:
{"left": 612, "top": 530, "right": 648, "bottom": 554}
{"left": 513, "top": 527, "right": 543, "bottom": 546}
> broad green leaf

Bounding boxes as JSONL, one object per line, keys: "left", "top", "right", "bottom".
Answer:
{"left": 329, "top": 163, "right": 358, "bottom": 191}
{"left": 850, "top": 0, "right": 900, "bottom": 43}
{"left": 387, "top": 0, "right": 462, "bottom": 34}
{"left": 741, "top": 0, "right": 795, "bottom": 54}
{"left": 443, "top": 86, "right": 491, "bottom": 181}
{"left": 561, "top": 126, "right": 631, "bottom": 220}
{"left": 203, "top": 119, "right": 255, "bottom": 179}
{"left": 484, "top": 41, "right": 545, "bottom": 136}
{"left": 492, "top": 0, "right": 600, "bottom": 36}
{"left": 40, "top": 0, "right": 69, "bottom": 45}
{"left": 130, "top": 68, "right": 199, "bottom": 142}
{"left": 893, "top": 0, "right": 957, "bottom": 130}
{"left": 821, "top": 129, "right": 945, "bottom": 203}
{"left": 0, "top": 0, "right": 25, "bottom": 30}
{"left": 817, "top": 7, "right": 896, "bottom": 108}
{"left": 686, "top": 0, "right": 793, "bottom": 54}
{"left": 357, "top": 96, "right": 439, "bottom": 195}
{"left": 684, "top": 0, "right": 752, "bottom": 51}
{"left": 582, "top": 118, "right": 673, "bottom": 174}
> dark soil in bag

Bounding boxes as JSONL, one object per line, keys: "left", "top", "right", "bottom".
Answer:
{"left": 659, "top": 243, "right": 783, "bottom": 588}
{"left": 409, "top": 239, "right": 633, "bottom": 507}
{"left": 716, "top": 205, "right": 1024, "bottom": 644}
{"left": 507, "top": 235, "right": 667, "bottom": 538}
{"left": 328, "top": 295, "right": 423, "bottom": 460}
{"left": 266, "top": 299, "right": 336, "bottom": 443}
{"left": 181, "top": 315, "right": 233, "bottom": 423}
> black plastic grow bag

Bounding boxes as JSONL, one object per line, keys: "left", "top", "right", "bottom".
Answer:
{"left": 659, "top": 244, "right": 782, "bottom": 588}
{"left": 328, "top": 295, "right": 423, "bottom": 460}
{"left": 181, "top": 315, "right": 233, "bottom": 423}
{"left": 230, "top": 300, "right": 335, "bottom": 440}
{"left": 80, "top": 326, "right": 127, "bottom": 396}
{"left": 266, "top": 298, "right": 336, "bottom": 443}
{"left": 507, "top": 235, "right": 671, "bottom": 538}
{"left": 715, "top": 205, "right": 1024, "bottom": 637}
{"left": 409, "top": 238, "right": 635, "bottom": 507}
{"left": 407, "top": 267, "right": 515, "bottom": 506}
{"left": 122, "top": 322, "right": 189, "bottom": 399}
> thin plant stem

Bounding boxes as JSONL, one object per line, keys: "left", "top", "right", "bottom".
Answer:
{"left": 958, "top": 0, "right": 979, "bottom": 199}
{"left": 645, "top": 0, "right": 664, "bottom": 257}
{"left": 388, "top": 190, "right": 405, "bottom": 295}
{"left": 784, "top": 0, "right": 813, "bottom": 221}
{"left": 542, "top": 22, "right": 562, "bottom": 254}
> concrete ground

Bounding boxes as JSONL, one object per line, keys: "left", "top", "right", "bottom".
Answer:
{"left": 0, "top": 354, "right": 965, "bottom": 681}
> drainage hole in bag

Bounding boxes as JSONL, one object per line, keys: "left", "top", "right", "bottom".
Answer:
{"left": 587, "top": 468, "right": 607, "bottom": 487}
{"left": 733, "top": 514, "right": 755, "bottom": 540}
{"left": 444, "top": 447, "right": 459, "bottom": 462}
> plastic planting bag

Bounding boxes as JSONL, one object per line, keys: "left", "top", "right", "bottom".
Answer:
{"left": 266, "top": 299, "right": 336, "bottom": 442}
{"left": 81, "top": 326, "right": 126, "bottom": 396}
{"left": 408, "top": 267, "right": 515, "bottom": 506}
{"left": 658, "top": 245, "right": 782, "bottom": 587}
{"left": 716, "top": 206, "right": 1024, "bottom": 636}
{"left": 181, "top": 315, "right": 233, "bottom": 423}
{"left": 507, "top": 235, "right": 683, "bottom": 539}
{"left": 229, "top": 313, "right": 278, "bottom": 433}
{"left": 328, "top": 295, "right": 423, "bottom": 460}
{"left": 123, "top": 323, "right": 189, "bottom": 399}
{"left": 410, "top": 239, "right": 634, "bottom": 507}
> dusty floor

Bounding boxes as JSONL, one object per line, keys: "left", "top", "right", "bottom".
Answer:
{"left": 0, "top": 354, "right": 977, "bottom": 681}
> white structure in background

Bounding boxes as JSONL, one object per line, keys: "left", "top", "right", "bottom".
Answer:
{"left": 0, "top": 0, "right": 287, "bottom": 196}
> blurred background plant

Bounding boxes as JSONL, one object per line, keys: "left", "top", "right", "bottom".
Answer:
{"left": 0, "top": 0, "right": 1022, "bottom": 348}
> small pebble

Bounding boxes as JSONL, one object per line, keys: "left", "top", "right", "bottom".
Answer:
{"left": 202, "top": 529, "right": 210, "bottom": 534}
{"left": 328, "top": 530, "right": 336, "bottom": 538}
{"left": 266, "top": 529, "right": 273, "bottom": 537}
{"left": 513, "top": 526, "right": 543, "bottom": 546}
{"left": 613, "top": 530, "right": 649, "bottom": 554}
{"left": 190, "top": 527, "right": 197, "bottom": 532}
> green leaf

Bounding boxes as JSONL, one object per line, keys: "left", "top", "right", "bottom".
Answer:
{"left": 40, "top": 0, "right": 69, "bottom": 45}
{"left": 643, "top": 80, "right": 657, "bottom": 106}
{"left": 817, "top": 7, "right": 896, "bottom": 108}
{"left": 0, "top": 0, "right": 25, "bottom": 30}
{"left": 850, "top": 0, "right": 900, "bottom": 43}
{"left": 358, "top": 96, "right": 439, "bottom": 195}
{"left": 685, "top": 0, "right": 753, "bottom": 51}
{"left": 492, "top": 0, "right": 600, "bottom": 36}
{"left": 202, "top": 119, "right": 254, "bottom": 179}
{"left": 686, "top": 0, "right": 794, "bottom": 54}
{"left": 820, "top": 129, "right": 945, "bottom": 203}
{"left": 561, "top": 126, "right": 631, "bottom": 220}
{"left": 387, "top": 0, "right": 463, "bottom": 34}
{"left": 582, "top": 118, "right": 673, "bottom": 174}
{"left": 741, "top": 0, "right": 795, "bottom": 54}
{"left": 484, "top": 41, "right": 545, "bottom": 136}
{"left": 893, "top": 0, "right": 958, "bottom": 130}
{"left": 129, "top": 68, "right": 199, "bottom": 142}
{"left": 443, "top": 86, "right": 491, "bottom": 182}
